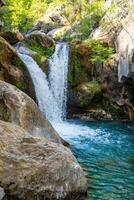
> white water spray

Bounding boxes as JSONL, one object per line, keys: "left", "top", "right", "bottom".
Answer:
{"left": 19, "top": 43, "right": 69, "bottom": 122}
{"left": 49, "top": 43, "right": 69, "bottom": 120}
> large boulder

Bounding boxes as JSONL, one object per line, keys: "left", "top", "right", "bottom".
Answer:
{"left": 0, "top": 36, "right": 35, "bottom": 99}
{"left": 25, "top": 31, "right": 55, "bottom": 49}
{"left": 0, "top": 120, "right": 87, "bottom": 200}
{"left": 0, "top": 81, "right": 65, "bottom": 144}
{"left": 115, "top": 23, "right": 134, "bottom": 82}
{"left": 0, "top": 31, "right": 24, "bottom": 45}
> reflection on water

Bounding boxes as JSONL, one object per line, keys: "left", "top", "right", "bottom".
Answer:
{"left": 54, "top": 120, "right": 134, "bottom": 200}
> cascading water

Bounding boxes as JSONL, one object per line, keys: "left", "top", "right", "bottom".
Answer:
{"left": 48, "top": 43, "right": 69, "bottom": 121}
{"left": 19, "top": 43, "right": 69, "bottom": 122}
{"left": 19, "top": 53, "right": 55, "bottom": 119}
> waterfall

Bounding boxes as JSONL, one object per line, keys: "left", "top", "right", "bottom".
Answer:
{"left": 19, "top": 43, "right": 69, "bottom": 122}
{"left": 49, "top": 43, "right": 69, "bottom": 120}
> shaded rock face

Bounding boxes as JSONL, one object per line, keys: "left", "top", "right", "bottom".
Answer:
{"left": 0, "top": 120, "right": 87, "bottom": 200}
{"left": 0, "top": 31, "right": 24, "bottom": 45}
{"left": 115, "top": 23, "right": 134, "bottom": 82}
{"left": 0, "top": 80, "right": 64, "bottom": 144}
{"left": 25, "top": 31, "right": 55, "bottom": 49}
{"left": 0, "top": 187, "right": 5, "bottom": 200}
{"left": 0, "top": 36, "right": 35, "bottom": 100}
{"left": 0, "top": 0, "right": 5, "bottom": 7}
{"left": 68, "top": 41, "right": 128, "bottom": 120}
{"left": 122, "top": 73, "right": 134, "bottom": 120}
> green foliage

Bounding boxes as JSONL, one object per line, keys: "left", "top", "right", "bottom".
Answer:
{"left": 27, "top": 45, "right": 54, "bottom": 58}
{"left": 25, "top": 44, "right": 54, "bottom": 67}
{"left": 16, "top": 81, "right": 26, "bottom": 90}
{"left": 11, "top": 57, "right": 26, "bottom": 70}
{"left": 84, "top": 39, "right": 114, "bottom": 65}
{"left": 33, "top": 54, "right": 42, "bottom": 67}
{"left": 2, "top": 0, "right": 48, "bottom": 32}
{"left": 1, "top": 0, "right": 105, "bottom": 36}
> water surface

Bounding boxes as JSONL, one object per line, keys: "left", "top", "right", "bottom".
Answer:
{"left": 54, "top": 120, "right": 134, "bottom": 200}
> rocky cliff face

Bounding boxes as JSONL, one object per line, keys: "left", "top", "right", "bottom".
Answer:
{"left": 0, "top": 81, "right": 65, "bottom": 144}
{"left": 0, "top": 36, "right": 35, "bottom": 100}
{"left": 0, "top": 121, "right": 87, "bottom": 200}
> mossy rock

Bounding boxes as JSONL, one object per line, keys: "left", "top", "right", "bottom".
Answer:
{"left": 75, "top": 82, "right": 103, "bottom": 108}
{"left": 0, "top": 36, "right": 35, "bottom": 100}
{"left": 25, "top": 31, "right": 55, "bottom": 49}
{"left": 68, "top": 44, "right": 90, "bottom": 88}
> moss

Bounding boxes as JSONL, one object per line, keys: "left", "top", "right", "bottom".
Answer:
{"left": 27, "top": 44, "right": 54, "bottom": 58}
{"left": 78, "top": 82, "right": 102, "bottom": 98}
{"left": 11, "top": 57, "right": 26, "bottom": 70}
{"left": 68, "top": 45, "right": 89, "bottom": 87}
{"left": 16, "top": 81, "right": 26, "bottom": 90}
{"left": 76, "top": 81, "right": 103, "bottom": 108}
{"left": 33, "top": 54, "right": 42, "bottom": 66}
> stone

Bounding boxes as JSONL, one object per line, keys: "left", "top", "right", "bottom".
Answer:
{"left": 47, "top": 26, "right": 71, "bottom": 39}
{"left": 0, "top": 120, "right": 87, "bottom": 200}
{"left": 15, "top": 42, "right": 37, "bottom": 57}
{"left": 25, "top": 31, "right": 55, "bottom": 49}
{"left": 0, "top": 31, "right": 24, "bottom": 45}
{"left": 0, "top": 36, "right": 35, "bottom": 100}
{"left": 74, "top": 82, "right": 102, "bottom": 108}
{"left": 115, "top": 23, "right": 134, "bottom": 82}
{"left": 41, "top": 4, "right": 70, "bottom": 27}
{"left": 0, "top": 187, "right": 5, "bottom": 200}
{"left": 0, "top": 80, "right": 66, "bottom": 145}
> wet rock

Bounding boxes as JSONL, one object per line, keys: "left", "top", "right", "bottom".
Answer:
{"left": 0, "top": 80, "right": 65, "bottom": 145}
{"left": 68, "top": 82, "right": 103, "bottom": 111}
{"left": 0, "top": 31, "right": 24, "bottom": 45}
{"left": 0, "top": 187, "right": 5, "bottom": 200}
{"left": 15, "top": 42, "right": 37, "bottom": 57}
{"left": 25, "top": 31, "right": 55, "bottom": 49}
{"left": 115, "top": 23, "right": 134, "bottom": 82}
{"left": 0, "top": 36, "right": 35, "bottom": 100}
{"left": 0, "top": 120, "right": 87, "bottom": 200}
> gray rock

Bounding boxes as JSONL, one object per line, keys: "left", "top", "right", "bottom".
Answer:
{"left": 15, "top": 42, "right": 37, "bottom": 57}
{"left": 0, "top": 187, "right": 5, "bottom": 200}
{"left": 0, "top": 120, "right": 87, "bottom": 200}
{"left": 0, "top": 81, "right": 66, "bottom": 145}
{"left": 25, "top": 31, "right": 55, "bottom": 48}
{"left": 0, "top": 36, "right": 35, "bottom": 100}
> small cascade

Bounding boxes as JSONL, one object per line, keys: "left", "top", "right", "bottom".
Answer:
{"left": 49, "top": 43, "right": 69, "bottom": 121}
{"left": 18, "top": 43, "right": 69, "bottom": 122}
{"left": 18, "top": 53, "right": 55, "bottom": 119}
